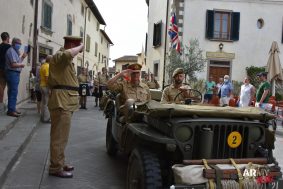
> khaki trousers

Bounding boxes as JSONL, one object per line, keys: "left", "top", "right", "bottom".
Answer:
{"left": 49, "top": 108, "right": 73, "bottom": 173}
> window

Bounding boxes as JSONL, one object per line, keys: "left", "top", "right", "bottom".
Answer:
{"left": 67, "top": 14, "right": 72, "bottom": 35}
{"left": 206, "top": 10, "right": 240, "bottom": 41}
{"left": 95, "top": 42, "right": 98, "bottom": 56}
{"left": 98, "top": 53, "right": 100, "bottom": 62}
{"left": 80, "top": 27, "right": 84, "bottom": 38}
{"left": 30, "top": 0, "right": 34, "bottom": 6}
{"left": 257, "top": 18, "right": 264, "bottom": 29}
{"left": 81, "top": 3, "right": 84, "bottom": 16}
{"left": 42, "top": 0, "right": 53, "bottom": 30}
{"left": 88, "top": 9, "right": 91, "bottom": 21}
{"left": 153, "top": 21, "right": 162, "bottom": 47}
{"left": 96, "top": 21, "right": 99, "bottom": 31}
{"left": 86, "top": 34, "right": 90, "bottom": 52}
{"left": 153, "top": 62, "right": 159, "bottom": 77}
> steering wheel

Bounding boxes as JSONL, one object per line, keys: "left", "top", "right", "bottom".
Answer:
{"left": 173, "top": 89, "right": 203, "bottom": 104}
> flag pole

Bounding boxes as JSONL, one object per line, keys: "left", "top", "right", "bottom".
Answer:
{"left": 162, "top": 0, "right": 170, "bottom": 90}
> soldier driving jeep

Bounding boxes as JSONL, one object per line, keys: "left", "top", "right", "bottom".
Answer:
{"left": 161, "top": 68, "right": 192, "bottom": 104}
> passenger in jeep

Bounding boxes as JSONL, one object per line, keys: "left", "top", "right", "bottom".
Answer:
{"left": 161, "top": 68, "right": 191, "bottom": 104}
{"left": 107, "top": 63, "right": 151, "bottom": 105}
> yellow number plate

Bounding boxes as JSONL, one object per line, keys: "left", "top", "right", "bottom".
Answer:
{"left": 227, "top": 131, "right": 242, "bottom": 148}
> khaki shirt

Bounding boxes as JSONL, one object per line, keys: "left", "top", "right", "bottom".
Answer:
{"left": 48, "top": 49, "right": 79, "bottom": 111}
{"left": 161, "top": 84, "right": 191, "bottom": 104}
{"left": 108, "top": 81, "right": 151, "bottom": 105}
{"left": 94, "top": 73, "right": 108, "bottom": 86}
{"left": 147, "top": 81, "right": 160, "bottom": 89}
{"left": 78, "top": 74, "right": 89, "bottom": 84}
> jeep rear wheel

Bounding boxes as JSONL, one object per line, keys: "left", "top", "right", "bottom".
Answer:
{"left": 106, "top": 118, "right": 118, "bottom": 156}
{"left": 127, "top": 148, "right": 162, "bottom": 189}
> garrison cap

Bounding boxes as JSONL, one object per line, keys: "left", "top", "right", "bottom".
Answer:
{"left": 172, "top": 68, "right": 184, "bottom": 78}
{"left": 128, "top": 63, "right": 142, "bottom": 72}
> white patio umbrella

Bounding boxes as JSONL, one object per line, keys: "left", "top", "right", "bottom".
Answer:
{"left": 266, "top": 41, "right": 283, "bottom": 96}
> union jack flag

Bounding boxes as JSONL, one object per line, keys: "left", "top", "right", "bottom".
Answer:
{"left": 168, "top": 13, "right": 181, "bottom": 53}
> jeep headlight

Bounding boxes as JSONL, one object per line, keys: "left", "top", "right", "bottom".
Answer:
{"left": 250, "top": 127, "right": 262, "bottom": 142}
{"left": 175, "top": 126, "right": 192, "bottom": 142}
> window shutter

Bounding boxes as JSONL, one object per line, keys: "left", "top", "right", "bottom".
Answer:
{"left": 206, "top": 10, "right": 214, "bottom": 39}
{"left": 231, "top": 12, "right": 240, "bottom": 41}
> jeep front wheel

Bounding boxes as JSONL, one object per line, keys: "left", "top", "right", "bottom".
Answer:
{"left": 127, "top": 148, "right": 162, "bottom": 189}
{"left": 106, "top": 118, "right": 118, "bottom": 156}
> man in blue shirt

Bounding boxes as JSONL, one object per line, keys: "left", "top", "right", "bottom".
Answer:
{"left": 5, "top": 38, "right": 27, "bottom": 117}
{"left": 0, "top": 32, "right": 11, "bottom": 113}
{"left": 220, "top": 75, "right": 233, "bottom": 107}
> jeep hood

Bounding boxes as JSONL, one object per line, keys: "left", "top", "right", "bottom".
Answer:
{"left": 136, "top": 100, "right": 275, "bottom": 121}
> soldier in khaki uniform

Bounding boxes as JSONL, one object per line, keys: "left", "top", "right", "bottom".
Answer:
{"left": 147, "top": 73, "right": 160, "bottom": 89}
{"left": 107, "top": 63, "right": 151, "bottom": 106}
{"left": 93, "top": 67, "right": 108, "bottom": 107}
{"left": 161, "top": 68, "right": 191, "bottom": 104}
{"left": 77, "top": 68, "right": 90, "bottom": 109}
{"left": 141, "top": 73, "right": 148, "bottom": 84}
{"left": 48, "top": 36, "right": 84, "bottom": 178}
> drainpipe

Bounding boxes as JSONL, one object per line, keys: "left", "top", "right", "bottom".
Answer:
{"left": 82, "top": 6, "right": 88, "bottom": 69}
{"left": 162, "top": 0, "right": 169, "bottom": 90}
{"left": 32, "top": 0, "right": 39, "bottom": 74}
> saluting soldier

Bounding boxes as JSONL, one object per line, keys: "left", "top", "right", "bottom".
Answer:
{"left": 161, "top": 68, "right": 191, "bottom": 104}
{"left": 141, "top": 73, "right": 149, "bottom": 84}
{"left": 147, "top": 73, "right": 160, "bottom": 89}
{"left": 78, "top": 68, "right": 90, "bottom": 109}
{"left": 107, "top": 63, "right": 151, "bottom": 106}
{"left": 48, "top": 36, "right": 83, "bottom": 178}
{"left": 94, "top": 67, "right": 108, "bottom": 107}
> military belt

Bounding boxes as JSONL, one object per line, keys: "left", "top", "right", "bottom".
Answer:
{"left": 52, "top": 85, "right": 79, "bottom": 91}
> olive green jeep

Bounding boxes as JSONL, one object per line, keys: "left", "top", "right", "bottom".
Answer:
{"left": 104, "top": 89, "right": 283, "bottom": 189}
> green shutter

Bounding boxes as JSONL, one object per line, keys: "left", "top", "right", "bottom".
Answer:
{"left": 231, "top": 12, "right": 240, "bottom": 41}
{"left": 206, "top": 10, "right": 214, "bottom": 39}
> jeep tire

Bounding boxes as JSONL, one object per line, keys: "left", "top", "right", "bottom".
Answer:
{"left": 127, "top": 148, "right": 162, "bottom": 189}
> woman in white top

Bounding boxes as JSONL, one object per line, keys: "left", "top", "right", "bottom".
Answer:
{"left": 239, "top": 77, "right": 255, "bottom": 107}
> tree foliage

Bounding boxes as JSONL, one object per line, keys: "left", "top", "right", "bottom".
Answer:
{"left": 166, "top": 39, "right": 206, "bottom": 83}
{"left": 245, "top": 66, "right": 265, "bottom": 88}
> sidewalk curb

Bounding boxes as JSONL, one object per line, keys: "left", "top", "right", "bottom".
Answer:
{"left": 0, "top": 112, "right": 41, "bottom": 188}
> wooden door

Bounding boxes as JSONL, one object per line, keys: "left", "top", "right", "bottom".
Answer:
{"left": 209, "top": 66, "right": 230, "bottom": 82}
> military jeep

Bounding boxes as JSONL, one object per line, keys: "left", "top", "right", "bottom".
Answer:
{"left": 104, "top": 89, "right": 283, "bottom": 189}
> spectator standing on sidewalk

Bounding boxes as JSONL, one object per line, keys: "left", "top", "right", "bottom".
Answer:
{"left": 219, "top": 75, "right": 233, "bottom": 107}
{"left": 238, "top": 77, "right": 255, "bottom": 107}
{"left": 48, "top": 36, "right": 83, "bottom": 178}
{"left": 34, "top": 62, "right": 42, "bottom": 114}
{"left": 0, "top": 32, "right": 11, "bottom": 113}
{"left": 5, "top": 37, "right": 27, "bottom": 117}
{"left": 255, "top": 72, "right": 271, "bottom": 110}
{"left": 204, "top": 76, "right": 216, "bottom": 104}
{"left": 40, "top": 55, "right": 51, "bottom": 122}
{"left": 29, "top": 71, "right": 36, "bottom": 102}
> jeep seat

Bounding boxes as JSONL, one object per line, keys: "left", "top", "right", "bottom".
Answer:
{"left": 150, "top": 89, "right": 162, "bottom": 101}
